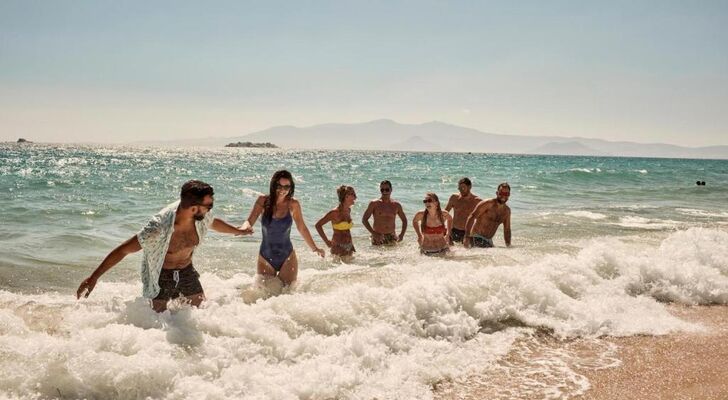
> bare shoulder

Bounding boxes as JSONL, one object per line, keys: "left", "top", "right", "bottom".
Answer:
{"left": 475, "top": 198, "right": 496, "bottom": 211}
{"left": 413, "top": 210, "right": 424, "bottom": 220}
{"left": 328, "top": 207, "right": 341, "bottom": 218}
{"left": 476, "top": 198, "right": 494, "bottom": 207}
{"left": 255, "top": 195, "right": 268, "bottom": 207}
{"left": 289, "top": 197, "right": 301, "bottom": 209}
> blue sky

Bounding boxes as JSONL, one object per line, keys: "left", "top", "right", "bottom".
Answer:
{"left": 1, "top": 1, "right": 726, "bottom": 146}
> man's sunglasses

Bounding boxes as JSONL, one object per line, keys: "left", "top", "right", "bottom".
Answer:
{"left": 380, "top": 187, "right": 391, "bottom": 193}
{"left": 498, "top": 192, "right": 510, "bottom": 197}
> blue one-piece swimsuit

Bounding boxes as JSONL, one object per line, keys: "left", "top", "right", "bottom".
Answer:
{"left": 260, "top": 212, "right": 294, "bottom": 271}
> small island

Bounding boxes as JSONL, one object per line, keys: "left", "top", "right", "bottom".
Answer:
{"left": 225, "top": 141, "right": 278, "bottom": 148}
{"left": 17, "top": 138, "right": 32, "bottom": 143}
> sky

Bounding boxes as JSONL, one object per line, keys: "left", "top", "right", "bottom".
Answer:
{"left": 1, "top": 1, "right": 727, "bottom": 146}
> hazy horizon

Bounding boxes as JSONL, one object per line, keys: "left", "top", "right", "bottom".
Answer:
{"left": 2, "top": 1, "right": 727, "bottom": 147}
{"left": 5, "top": 118, "right": 728, "bottom": 150}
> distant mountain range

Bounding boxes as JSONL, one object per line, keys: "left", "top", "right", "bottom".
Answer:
{"left": 137, "top": 119, "right": 728, "bottom": 159}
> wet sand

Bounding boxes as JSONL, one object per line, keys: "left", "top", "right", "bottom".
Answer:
{"left": 435, "top": 305, "right": 728, "bottom": 400}
{"left": 577, "top": 305, "right": 728, "bottom": 400}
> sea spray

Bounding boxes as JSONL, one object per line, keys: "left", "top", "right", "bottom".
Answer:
{"left": 2, "top": 228, "right": 727, "bottom": 399}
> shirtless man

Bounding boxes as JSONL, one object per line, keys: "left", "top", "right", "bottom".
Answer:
{"left": 76, "top": 180, "right": 252, "bottom": 312}
{"left": 444, "top": 177, "right": 481, "bottom": 244}
{"left": 463, "top": 182, "right": 511, "bottom": 248}
{"left": 362, "top": 180, "right": 407, "bottom": 245}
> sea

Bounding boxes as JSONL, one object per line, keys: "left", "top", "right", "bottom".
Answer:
{"left": 1, "top": 143, "right": 727, "bottom": 399}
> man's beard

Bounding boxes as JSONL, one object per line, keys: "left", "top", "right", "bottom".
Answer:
{"left": 194, "top": 213, "right": 205, "bottom": 221}
{"left": 497, "top": 198, "right": 507, "bottom": 204}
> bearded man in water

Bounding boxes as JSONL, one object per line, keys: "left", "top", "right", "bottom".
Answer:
{"left": 463, "top": 182, "right": 512, "bottom": 248}
{"left": 76, "top": 180, "right": 252, "bottom": 312}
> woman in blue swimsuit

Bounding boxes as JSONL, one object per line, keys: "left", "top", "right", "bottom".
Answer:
{"left": 241, "top": 170, "right": 325, "bottom": 286}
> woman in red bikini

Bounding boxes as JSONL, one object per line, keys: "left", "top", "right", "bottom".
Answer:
{"left": 412, "top": 192, "right": 453, "bottom": 255}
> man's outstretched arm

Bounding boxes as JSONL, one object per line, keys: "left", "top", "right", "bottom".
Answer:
{"left": 76, "top": 235, "right": 142, "bottom": 299}
{"left": 212, "top": 218, "right": 253, "bottom": 235}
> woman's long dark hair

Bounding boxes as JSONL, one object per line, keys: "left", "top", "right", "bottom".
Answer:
{"left": 421, "top": 192, "right": 444, "bottom": 231}
{"left": 264, "top": 170, "right": 295, "bottom": 222}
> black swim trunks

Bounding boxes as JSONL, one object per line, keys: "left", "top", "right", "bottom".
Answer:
{"left": 154, "top": 264, "right": 204, "bottom": 300}
{"left": 450, "top": 228, "right": 466, "bottom": 243}
{"left": 372, "top": 233, "right": 398, "bottom": 246}
{"left": 421, "top": 247, "right": 450, "bottom": 256}
{"left": 471, "top": 235, "right": 494, "bottom": 248}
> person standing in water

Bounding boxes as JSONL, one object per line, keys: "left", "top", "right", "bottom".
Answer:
{"left": 240, "top": 170, "right": 325, "bottom": 287}
{"left": 413, "top": 192, "right": 453, "bottom": 255}
{"left": 76, "top": 180, "right": 253, "bottom": 312}
{"left": 444, "top": 177, "right": 481, "bottom": 245}
{"left": 315, "top": 185, "right": 357, "bottom": 262}
{"left": 463, "top": 182, "right": 512, "bottom": 248}
{"left": 362, "top": 180, "right": 407, "bottom": 245}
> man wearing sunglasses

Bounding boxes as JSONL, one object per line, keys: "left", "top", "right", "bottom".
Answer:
{"left": 362, "top": 180, "right": 408, "bottom": 245}
{"left": 76, "top": 180, "right": 253, "bottom": 312}
{"left": 463, "top": 182, "right": 512, "bottom": 248}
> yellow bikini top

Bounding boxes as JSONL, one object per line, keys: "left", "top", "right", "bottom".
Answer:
{"left": 332, "top": 220, "right": 354, "bottom": 231}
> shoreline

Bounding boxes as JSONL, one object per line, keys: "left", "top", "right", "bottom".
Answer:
{"left": 576, "top": 304, "right": 728, "bottom": 400}
{"left": 435, "top": 304, "right": 728, "bottom": 400}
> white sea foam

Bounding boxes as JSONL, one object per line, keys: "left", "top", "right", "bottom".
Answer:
{"left": 564, "top": 211, "right": 607, "bottom": 220}
{"left": 1, "top": 228, "right": 727, "bottom": 399}
{"left": 613, "top": 216, "right": 681, "bottom": 230}
{"left": 676, "top": 208, "right": 728, "bottom": 218}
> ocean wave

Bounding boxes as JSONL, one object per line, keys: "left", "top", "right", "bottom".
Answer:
{"left": 611, "top": 216, "right": 682, "bottom": 230}
{"left": 567, "top": 168, "right": 602, "bottom": 173}
{"left": 1, "top": 228, "right": 726, "bottom": 399}
{"left": 564, "top": 211, "right": 607, "bottom": 220}
{"left": 675, "top": 208, "right": 728, "bottom": 218}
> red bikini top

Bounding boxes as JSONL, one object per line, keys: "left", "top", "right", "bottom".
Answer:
{"left": 423, "top": 224, "right": 446, "bottom": 235}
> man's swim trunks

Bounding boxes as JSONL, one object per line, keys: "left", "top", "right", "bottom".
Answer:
{"left": 421, "top": 247, "right": 449, "bottom": 256}
{"left": 372, "top": 233, "right": 397, "bottom": 245}
{"left": 450, "top": 228, "right": 466, "bottom": 243}
{"left": 471, "top": 234, "right": 494, "bottom": 248}
{"left": 154, "top": 264, "right": 204, "bottom": 300}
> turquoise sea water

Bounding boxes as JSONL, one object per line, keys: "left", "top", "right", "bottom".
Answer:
{"left": 1, "top": 143, "right": 727, "bottom": 399}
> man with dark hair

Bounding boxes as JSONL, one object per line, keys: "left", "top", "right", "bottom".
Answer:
{"left": 179, "top": 180, "right": 215, "bottom": 210}
{"left": 463, "top": 182, "right": 511, "bottom": 248}
{"left": 362, "top": 180, "right": 407, "bottom": 245}
{"left": 445, "top": 177, "right": 481, "bottom": 244}
{"left": 76, "top": 179, "right": 252, "bottom": 312}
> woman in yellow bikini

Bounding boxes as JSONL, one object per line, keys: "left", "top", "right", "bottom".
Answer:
{"left": 315, "top": 185, "right": 357, "bottom": 261}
